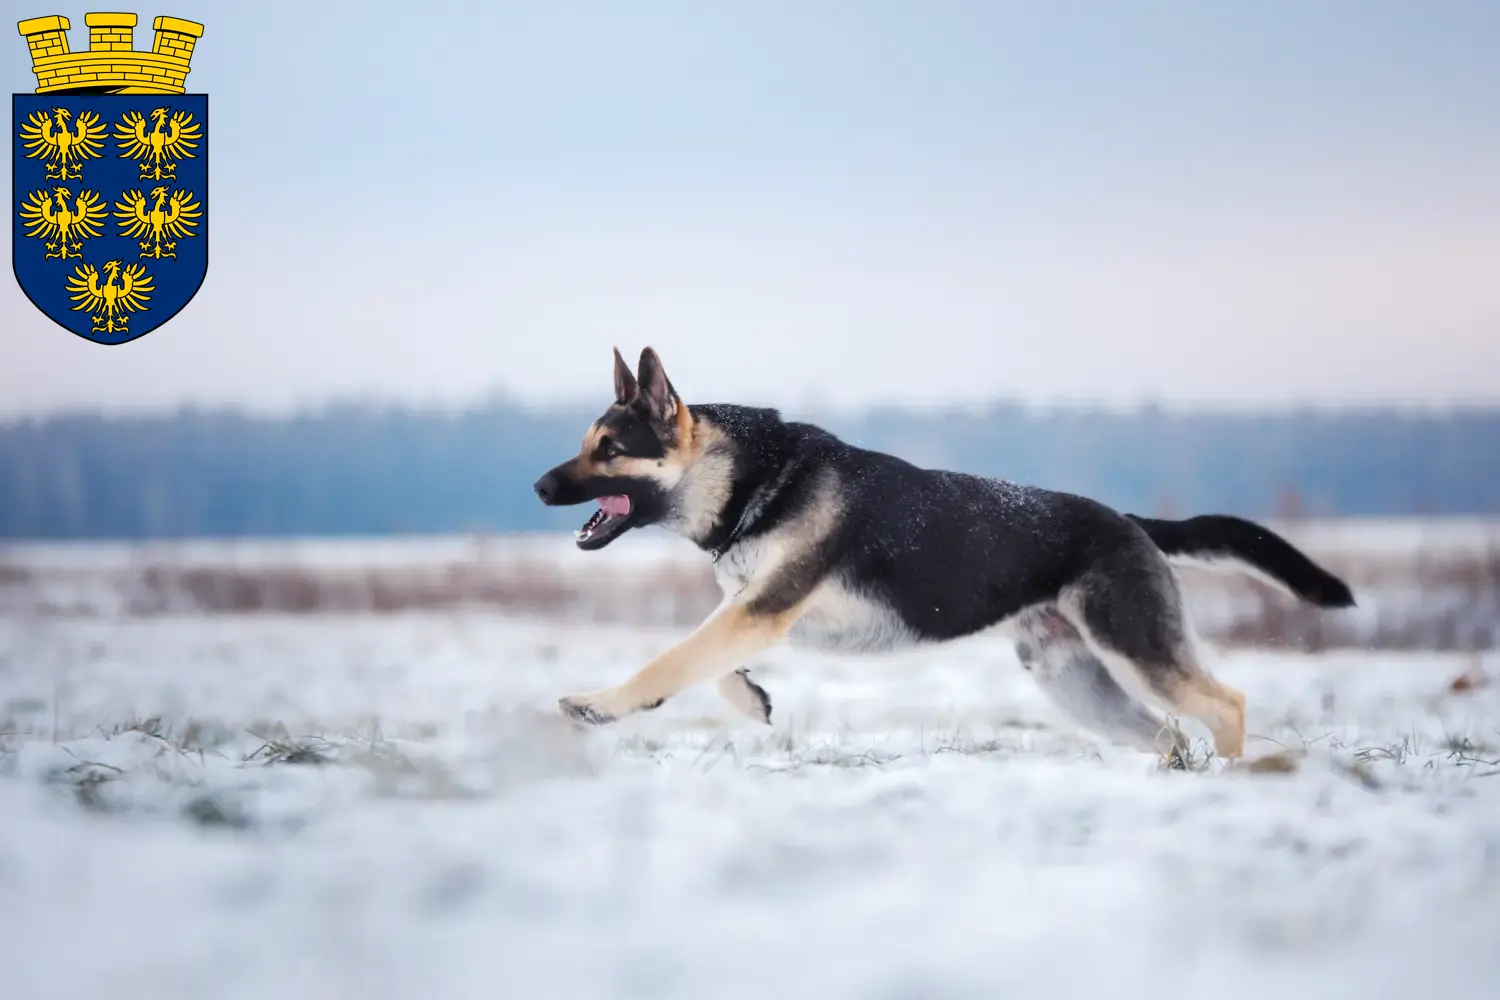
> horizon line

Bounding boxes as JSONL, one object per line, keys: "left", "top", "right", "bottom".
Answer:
{"left": 5, "top": 391, "right": 1500, "bottom": 427}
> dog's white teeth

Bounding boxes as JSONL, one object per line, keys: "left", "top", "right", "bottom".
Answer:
{"left": 578, "top": 508, "right": 610, "bottom": 539}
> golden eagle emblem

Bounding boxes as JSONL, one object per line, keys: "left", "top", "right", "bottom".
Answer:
{"left": 19, "top": 107, "right": 107, "bottom": 182}
{"left": 66, "top": 260, "right": 155, "bottom": 336}
{"left": 18, "top": 186, "right": 108, "bottom": 260}
{"left": 115, "top": 186, "right": 203, "bottom": 260}
{"left": 115, "top": 107, "right": 202, "bottom": 182}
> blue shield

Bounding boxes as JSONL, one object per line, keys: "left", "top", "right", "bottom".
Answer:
{"left": 12, "top": 93, "right": 208, "bottom": 345}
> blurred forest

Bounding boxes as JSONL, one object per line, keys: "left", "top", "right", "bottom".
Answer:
{"left": 0, "top": 401, "right": 1495, "bottom": 538}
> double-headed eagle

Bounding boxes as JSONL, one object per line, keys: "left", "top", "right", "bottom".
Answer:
{"left": 19, "top": 186, "right": 107, "bottom": 260}
{"left": 66, "top": 260, "right": 154, "bottom": 335}
{"left": 115, "top": 186, "right": 202, "bottom": 259}
{"left": 19, "top": 108, "right": 107, "bottom": 182}
{"left": 115, "top": 108, "right": 201, "bottom": 182}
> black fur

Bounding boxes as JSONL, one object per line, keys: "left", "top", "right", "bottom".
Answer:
{"left": 595, "top": 400, "right": 670, "bottom": 460}
{"left": 698, "top": 407, "right": 1139, "bottom": 633}
{"left": 537, "top": 373, "right": 1351, "bottom": 755}
{"left": 689, "top": 405, "right": 1352, "bottom": 652}
{"left": 532, "top": 359, "right": 683, "bottom": 550}
{"left": 536, "top": 400, "right": 1354, "bottom": 647}
{"left": 1125, "top": 514, "right": 1356, "bottom": 608}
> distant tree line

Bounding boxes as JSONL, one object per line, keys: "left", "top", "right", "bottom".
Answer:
{"left": 0, "top": 401, "right": 1495, "bottom": 538}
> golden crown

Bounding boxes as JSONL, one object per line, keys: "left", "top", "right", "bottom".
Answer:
{"left": 17, "top": 12, "right": 204, "bottom": 95}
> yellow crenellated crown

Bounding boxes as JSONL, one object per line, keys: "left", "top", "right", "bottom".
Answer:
{"left": 17, "top": 12, "right": 204, "bottom": 94}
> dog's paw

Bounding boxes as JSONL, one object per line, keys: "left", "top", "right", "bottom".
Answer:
{"left": 558, "top": 695, "right": 617, "bottom": 726}
{"left": 740, "top": 672, "right": 773, "bottom": 724}
{"left": 717, "top": 668, "right": 773, "bottom": 725}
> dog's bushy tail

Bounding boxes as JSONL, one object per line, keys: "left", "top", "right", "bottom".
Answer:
{"left": 1127, "top": 514, "right": 1355, "bottom": 609}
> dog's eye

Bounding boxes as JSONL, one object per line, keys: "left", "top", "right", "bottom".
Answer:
{"left": 598, "top": 437, "right": 623, "bottom": 461}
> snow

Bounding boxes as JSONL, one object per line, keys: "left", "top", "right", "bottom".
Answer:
{"left": 3, "top": 515, "right": 1493, "bottom": 573}
{"left": 0, "top": 530, "right": 703, "bottom": 572}
{"left": 2, "top": 608, "right": 1499, "bottom": 998}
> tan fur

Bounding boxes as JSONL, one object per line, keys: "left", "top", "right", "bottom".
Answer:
{"left": 559, "top": 599, "right": 805, "bottom": 722}
{"left": 1052, "top": 584, "right": 1247, "bottom": 760}
{"left": 713, "top": 467, "right": 841, "bottom": 599}
{"left": 1077, "top": 643, "right": 1245, "bottom": 760}
{"left": 581, "top": 422, "right": 605, "bottom": 456}
{"left": 556, "top": 415, "right": 833, "bottom": 724}
{"left": 673, "top": 393, "right": 695, "bottom": 450}
{"left": 1167, "top": 674, "right": 1247, "bottom": 759}
{"left": 664, "top": 420, "right": 735, "bottom": 543}
{"left": 567, "top": 400, "right": 708, "bottom": 495}
{"left": 561, "top": 424, "right": 605, "bottom": 481}
{"left": 557, "top": 346, "right": 1258, "bottom": 758}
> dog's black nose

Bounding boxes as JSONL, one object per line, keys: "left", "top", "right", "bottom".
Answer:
{"left": 533, "top": 473, "right": 558, "bottom": 504}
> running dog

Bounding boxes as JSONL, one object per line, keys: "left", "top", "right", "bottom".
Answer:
{"left": 532, "top": 348, "right": 1355, "bottom": 759}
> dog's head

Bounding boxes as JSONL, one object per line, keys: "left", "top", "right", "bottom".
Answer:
{"left": 533, "top": 347, "right": 698, "bottom": 550}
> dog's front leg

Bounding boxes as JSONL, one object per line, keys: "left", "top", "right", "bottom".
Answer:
{"left": 559, "top": 600, "right": 798, "bottom": 725}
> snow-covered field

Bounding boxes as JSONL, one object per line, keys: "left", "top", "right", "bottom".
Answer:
{"left": 5, "top": 519, "right": 1498, "bottom": 649}
{"left": 2, "top": 602, "right": 1499, "bottom": 999}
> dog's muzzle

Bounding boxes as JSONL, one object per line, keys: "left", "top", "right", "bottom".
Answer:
{"left": 532, "top": 461, "right": 640, "bottom": 550}
{"left": 533, "top": 470, "right": 564, "bottom": 505}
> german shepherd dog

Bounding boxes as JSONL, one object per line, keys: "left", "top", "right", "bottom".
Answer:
{"left": 533, "top": 348, "right": 1355, "bottom": 759}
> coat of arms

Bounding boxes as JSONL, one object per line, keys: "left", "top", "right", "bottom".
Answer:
{"left": 13, "top": 12, "right": 206, "bottom": 345}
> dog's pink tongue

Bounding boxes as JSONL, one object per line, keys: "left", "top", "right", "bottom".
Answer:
{"left": 600, "top": 495, "right": 630, "bottom": 517}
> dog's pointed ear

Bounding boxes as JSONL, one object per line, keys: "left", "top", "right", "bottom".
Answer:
{"left": 636, "top": 347, "right": 680, "bottom": 424}
{"left": 612, "top": 347, "right": 638, "bottom": 404}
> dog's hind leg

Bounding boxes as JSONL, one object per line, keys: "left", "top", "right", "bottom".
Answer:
{"left": 1059, "top": 545, "right": 1247, "bottom": 759}
{"left": 1014, "top": 607, "right": 1185, "bottom": 756}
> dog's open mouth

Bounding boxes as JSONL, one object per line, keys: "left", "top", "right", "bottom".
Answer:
{"left": 576, "top": 494, "right": 632, "bottom": 548}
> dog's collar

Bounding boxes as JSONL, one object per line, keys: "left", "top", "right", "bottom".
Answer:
{"left": 707, "top": 490, "right": 762, "bottom": 564}
{"left": 706, "top": 458, "right": 796, "bottom": 563}
{"left": 708, "top": 505, "right": 754, "bottom": 563}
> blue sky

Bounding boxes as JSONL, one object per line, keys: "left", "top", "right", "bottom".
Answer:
{"left": 4, "top": 0, "right": 1498, "bottom": 414}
